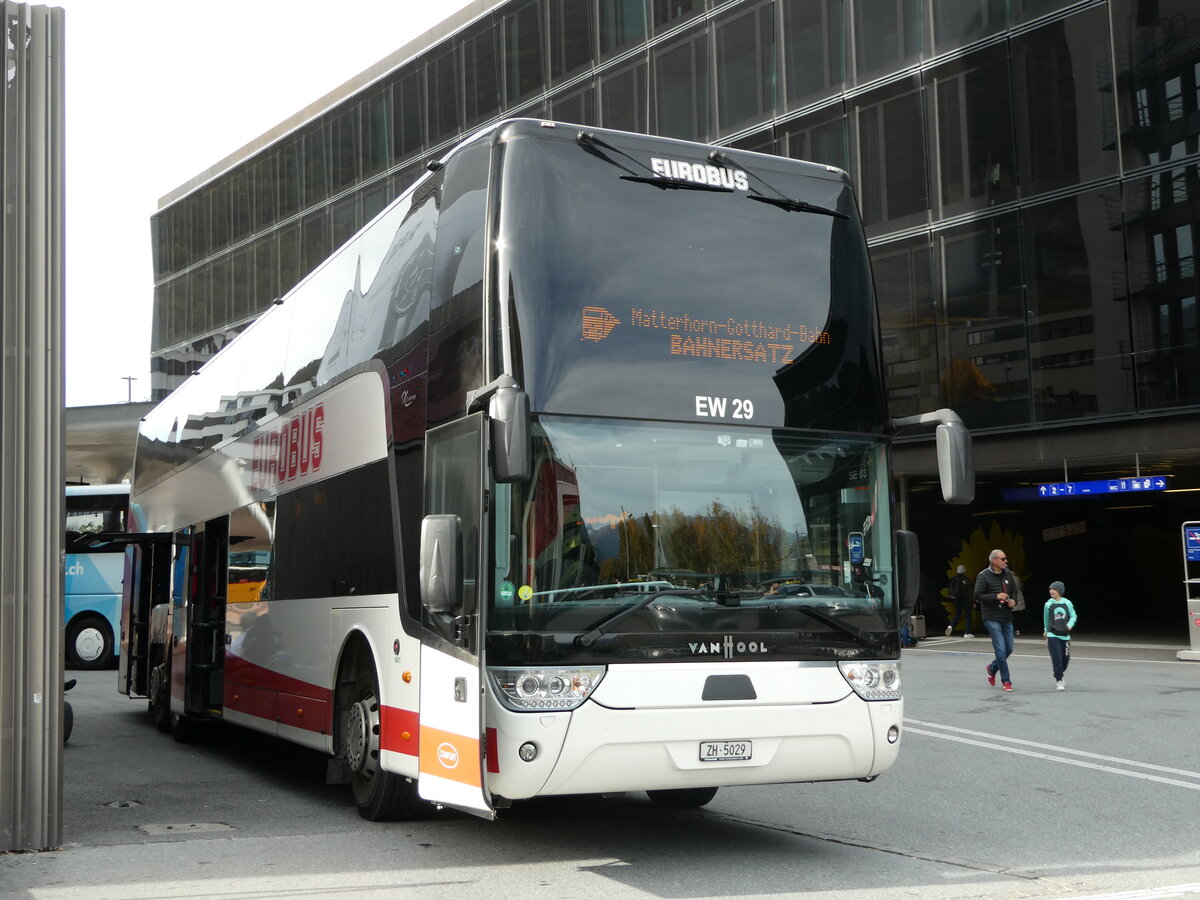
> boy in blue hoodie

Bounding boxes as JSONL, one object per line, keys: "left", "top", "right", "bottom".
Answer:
{"left": 1043, "top": 581, "right": 1077, "bottom": 690}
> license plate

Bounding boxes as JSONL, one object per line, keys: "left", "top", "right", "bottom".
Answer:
{"left": 699, "top": 740, "right": 752, "bottom": 762}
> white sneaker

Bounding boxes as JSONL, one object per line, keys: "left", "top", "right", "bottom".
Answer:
{"left": 945, "top": 626, "right": 953, "bottom": 636}
{"left": 1056, "top": 681, "right": 1065, "bottom": 691}
{"left": 964, "top": 632, "right": 974, "bottom": 638}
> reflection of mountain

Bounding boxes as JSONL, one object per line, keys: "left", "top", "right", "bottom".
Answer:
{"left": 587, "top": 521, "right": 621, "bottom": 566}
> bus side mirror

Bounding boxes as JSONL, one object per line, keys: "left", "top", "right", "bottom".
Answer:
{"left": 489, "top": 384, "right": 531, "bottom": 484}
{"left": 420, "top": 514, "right": 463, "bottom": 614}
{"left": 936, "top": 419, "right": 975, "bottom": 505}
{"left": 894, "top": 530, "right": 920, "bottom": 621}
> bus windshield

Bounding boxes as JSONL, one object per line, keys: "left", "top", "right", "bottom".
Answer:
{"left": 489, "top": 417, "right": 894, "bottom": 663}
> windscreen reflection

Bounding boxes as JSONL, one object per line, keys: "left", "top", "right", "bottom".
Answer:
{"left": 491, "top": 417, "right": 895, "bottom": 646}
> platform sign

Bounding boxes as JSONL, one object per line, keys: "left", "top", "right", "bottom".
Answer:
{"left": 1003, "top": 476, "right": 1168, "bottom": 502}
{"left": 1185, "top": 524, "right": 1200, "bottom": 563}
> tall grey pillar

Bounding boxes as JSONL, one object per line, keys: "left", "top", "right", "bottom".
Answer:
{"left": 1, "top": 2, "right": 66, "bottom": 852}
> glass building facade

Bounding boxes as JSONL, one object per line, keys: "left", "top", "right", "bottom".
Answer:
{"left": 151, "top": 0, "right": 1200, "bottom": 635}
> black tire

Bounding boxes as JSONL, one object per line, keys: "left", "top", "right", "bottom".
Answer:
{"left": 63, "top": 700, "right": 73, "bottom": 744}
{"left": 65, "top": 614, "right": 114, "bottom": 670}
{"left": 344, "top": 656, "right": 421, "bottom": 821}
{"left": 646, "top": 786, "right": 719, "bottom": 809}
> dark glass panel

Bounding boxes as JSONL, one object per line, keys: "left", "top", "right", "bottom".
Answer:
{"left": 715, "top": 1, "right": 777, "bottom": 134}
{"left": 331, "top": 195, "right": 358, "bottom": 251}
{"left": 152, "top": 284, "right": 169, "bottom": 352}
{"left": 781, "top": 0, "right": 845, "bottom": 109}
{"left": 1013, "top": 0, "right": 1075, "bottom": 25}
{"left": 209, "top": 180, "right": 228, "bottom": 253}
{"left": 927, "top": 45, "right": 1017, "bottom": 216}
{"left": 362, "top": 180, "right": 390, "bottom": 223}
{"left": 330, "top": 104, "right": 361, "bottom": 193}
{"left": 152, "top": 214, "right": 168, "bottom": 280}
{"left": 853, "top": 0, "right": 922, "bottom": 85}
{"left": 549, "top": 0, "right": 594, "bottom": 82}
{"left": 599, "top": 0, "right": 647, "bottom": 58}
{"left": 303, "top": 121, "right": 331, "bottom": 208}
{"left": 850, "top": 75, "right": 929, "bottom": 236}
{"left": 505, "top": 2, "right": 545, "bottom": 105}
{"left": 277, "top": 221, "right": 302, "bottom": 297}
{"left": 301, "top": 208, "right": 331, "bottom": 280}
{"left": 872, "top": 234, "right": 939, "bottom": 418}
{"left": 211, "top": 256, "right": 230, "bottom": 330}
{"left": 1022, "top": 187, "right": 1132, "bottom": 422}
{"left": 930, "top": 0, "right": 1007, "bottom": 54}
{"left": 935, "top": 214, "right": 1028, "bottom": 428}
{"left": 361, "top": 88, "right": 391, "bottom": 178}
{"left": 783, "top": 104, "right": 850, "bottom": 172}
{"left": 1125, "top": 163, "right": 1200, "bottom": 410}
{"left": 190, "top": 191, "right": 211, "bottom": 263}
{"left": 231, "top": 245, "right": 253, "bottom": 323}
{"left": 429, "top": 48, "right": 463, "bottom": 142}
{"left": 278, "top": 138, "right": 303, "bottom": 220}
{"left": 253, "top": 153, "right": 277, "bottom": 232}
{"left": 653, "top": 0, "right": 702, "bottom": 32}
{"left": 230, "top": 167, "right": 251, "bottom": 245}
{"left": 1111, "top": 0, "right": 1200, "bottom": 171}
{"left": 550, "top": 80, "right": 597, "bottom": 125}
{"left": 600, "top": 58, "right": 648, "bottom": 132}
{"left": 169, "top": 278, "right": 188, "bottom": 347}
{"left": 253, "top": 233, "right": 278, "bottom": 313}
{"left": 465, "top": 18, "right": 501, "bottom": 123}
{"left": 730, "top": 128, "right": 779, "bottom": 154}
{"left": 652, "top": 25, "right": 709, "bottom": 141}
{"left": 1011, "top": 8, "right": 1120, "bottom": 196}
{"left": 189, "top": 265, "right": 210, "bottom": 337}
{"left": 393, "top": 65, "right": 427, "bottom": 160}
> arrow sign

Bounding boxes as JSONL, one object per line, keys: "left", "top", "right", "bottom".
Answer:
{"left": 581, "top": 306, "right": 620, "bottom": 342}
{"left": 1004, "top": 475, "right": 1170, "bottom": 502}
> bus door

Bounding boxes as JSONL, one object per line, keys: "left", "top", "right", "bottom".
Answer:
{"left": 171, "top": 517, "right": 229, "bottom": 719}
{"left": 417, "top": 413, "right": 493, "bottom": 819}
{"left": 118, "top": 533, "right": 172, "bottom": 698}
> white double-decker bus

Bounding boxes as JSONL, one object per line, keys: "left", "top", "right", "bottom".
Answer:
{"left": 119, "top": 120, "right": 972, "bottom": 820}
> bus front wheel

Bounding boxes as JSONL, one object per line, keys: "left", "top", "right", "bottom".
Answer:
{"left": 66, "top": 614, "right": 114, "bottom": 670}
{"left": 646, "top": 786, "right": 719, "bottom": 809}
{"left": 343, "top": 658, "right": 420, "bottom": 821}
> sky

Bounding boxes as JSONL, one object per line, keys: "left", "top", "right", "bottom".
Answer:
{"left": 58, "top": 0, "right": 473, "bottom": 407}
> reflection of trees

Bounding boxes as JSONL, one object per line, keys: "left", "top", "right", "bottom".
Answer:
{"left": 941, "top": 358, "right": 995, "bottom": 405}
{"left": 599, "top": 502, "right": 786, "bottom": 583}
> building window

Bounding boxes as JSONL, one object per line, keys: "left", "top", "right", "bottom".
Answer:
{"left": 330, "top": 106, "right": 362, "bottom": 194}
{"left": 652, "top": 0, "right": 702, "bottom": 32}
{"left": 505, "top": 2, "right": 545, "bottom": 106}
{"left": 393, "top": 66, "right": 426, "bottom": 161}
{"left": 783, "top": 105, "right": 849, "bottom": 172}
{"left": 871, "top": 234, "right": 940, "bottom": 418}
{"left": 599, "top": 0, "right": 647, "bottom": 59}
{"left": 549, "top": 0, "right": 594, "bottom": 83}
{"left": 715, "top": 1, "right": 776, "bottom": 135}
{"left": 600, "top": 58, "right": 648, "bottom": 132}
{"left": 551, "top": 79, "right": 596, "bottom": 125}
{"left": 781, "top": 0, "right": 845, "bottom": 110}
{"left": 361, "top": 89, "right": 391, "bottom": 179}
{"left": 429, "top": 48, "right": 462, "bottom": 143}
{"left": 303, "top": 121, "right": 330, "bottom": 209}
{"left": 465, "top": 20, "right": 501, "bottom": 124}
{"left": 851, "top": 75, "right": 928, "bottom": 235}
{"left": 853, "top": 0, "right": 921, "bottom": 85}
{"left": 652, "top": 25, "right": 709, "bottom": 141}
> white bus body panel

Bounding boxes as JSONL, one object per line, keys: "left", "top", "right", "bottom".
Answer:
{"left": 417, "top": 645, "right": 492, "bottom": 816}
{"left": 484, "top": 662, "right": 901, "bottom": 800}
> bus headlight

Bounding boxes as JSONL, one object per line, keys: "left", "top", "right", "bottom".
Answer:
{"left": 838, "top": 661, "right": 901, "bottom": 700}
{"left": 487, "top": 667, "right": 606, "bottom": 711}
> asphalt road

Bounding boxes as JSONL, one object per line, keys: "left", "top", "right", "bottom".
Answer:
{"left": 3, "top": 636, "right": 1199, "bottom": 900}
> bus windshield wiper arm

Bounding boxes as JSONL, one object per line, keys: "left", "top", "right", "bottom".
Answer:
{"left": 575, "top": 589, "right": 705, "bottom": 648}
{"left": 577, "top": 131, "right": 734, "bottom": 193}
{"left": 708, "top": 149, "right": 848, "bottom": 219}
{"left": 795, "top": 605, "right": 883, "bottom": 649}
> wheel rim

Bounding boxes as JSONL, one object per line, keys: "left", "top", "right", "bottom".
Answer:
{"left": 75, "top": 626, "right": 106, "bottom": 662}
{"left": 346, "top": 690, "right": 380, "bottom": 778}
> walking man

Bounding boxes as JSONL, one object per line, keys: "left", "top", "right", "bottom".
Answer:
{"left": 975, "top": 549, "right": 1017, "bottom": 691}
{"left": 945, "top": 564, "right": 974, "bottom": 637}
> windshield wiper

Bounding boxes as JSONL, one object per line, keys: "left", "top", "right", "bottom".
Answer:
{"left": 577, "top": 131, "right": 734, "bottom": 193}
{"left": 708, "top": 150, "right": 848, "bottom": 219}
{"left": 795, "top": 605, "right": 884, "bottom": 650}
{"left": 575, "top": 588, "right": 706, "bottom": 648}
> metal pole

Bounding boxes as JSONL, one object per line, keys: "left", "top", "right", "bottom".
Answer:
{"left": 1, "top": 1, "right": 66, "bottom": 852}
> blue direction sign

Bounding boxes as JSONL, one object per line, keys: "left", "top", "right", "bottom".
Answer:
{"left": 1002, "top": 476, "right": 1168, "bottom": 502}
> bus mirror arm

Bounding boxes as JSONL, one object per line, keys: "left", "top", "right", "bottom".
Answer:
{"left": 420, "top": 515, "right": 463, "bottom": 615}
{"left": 468, "top": 374, "right": 531, "bottom": 484}
{"left": 891, "top": 408, "right": 975, "bottom": 505}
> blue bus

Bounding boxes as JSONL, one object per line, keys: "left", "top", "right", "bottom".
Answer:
{"left": 65, "top": 484, "right": 128, "bottom": 669}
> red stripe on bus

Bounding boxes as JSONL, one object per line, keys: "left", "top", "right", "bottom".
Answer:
{"left": 486, "top": 727, "right": 500, "bottom": 774}
{"left": 224, "top": 652, "right": 333, "bottom": 734}
{"left": 381, "top": 705, "right": 419, "bottom": 758}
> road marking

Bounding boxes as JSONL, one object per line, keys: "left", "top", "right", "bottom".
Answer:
{"left": 905, "top": 718, "right": 1200, "bottom": 791}
{"left": 1055, "top": 883, "right": 1200, "bottom": 900}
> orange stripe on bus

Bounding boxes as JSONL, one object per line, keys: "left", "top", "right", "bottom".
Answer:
{"left": 418, "top": 724, "right": 481, "bottom": 788}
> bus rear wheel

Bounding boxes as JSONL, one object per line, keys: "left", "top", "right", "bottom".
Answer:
{"left": 66, "top": 614, "right": 114, "bottom": 670}
{"left": 646, "top": 786, "right": 719, "bottom": 809}
{"left": 344, "top": 661, "right": 420, "bottom": 821}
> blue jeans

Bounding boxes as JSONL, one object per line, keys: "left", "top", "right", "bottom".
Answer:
{"left": 948, "top": 603, "right": 972, "bottom": 633}
{"left": 983, "top": 620, "right": 1014, "bottom": 684}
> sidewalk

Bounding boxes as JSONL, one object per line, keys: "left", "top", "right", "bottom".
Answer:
{"left": 912, "top": 632, "right": 1190, "bottom": 663}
